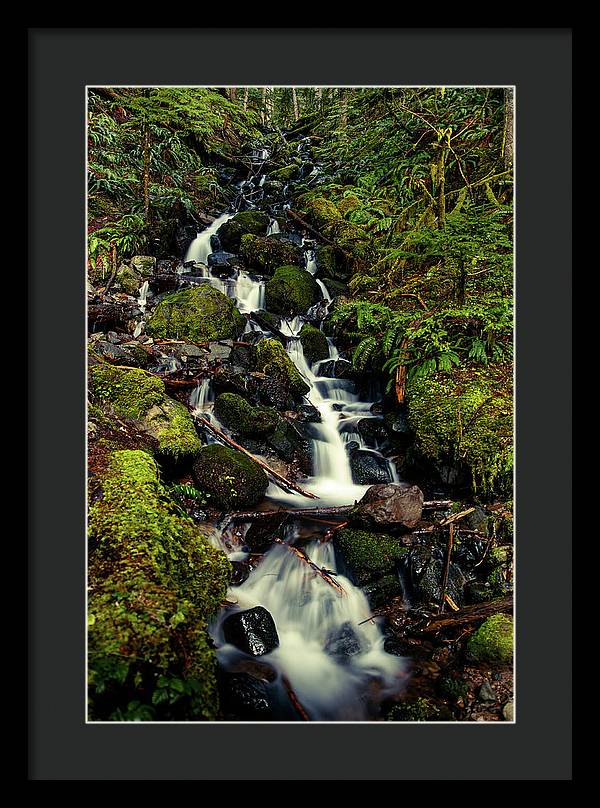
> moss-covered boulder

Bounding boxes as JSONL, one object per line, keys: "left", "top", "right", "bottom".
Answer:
{"left": 89, "top": 364, "right": 200, "bottom": 462}
{"left": 146, "top": 285, "right": 245, "bottom": 342}
{"left": 217, "top": 210, "right": 270, "bottom": 253}
{"left": 466, "top": 613, "right": 513, "bottom": 665}
{"left": 333, "top": 528, "right": 408, "bottom": 586}
{"left": 214, "top": 392, "right": 279, "bottom": 436}
{"left": 192, "top": 444, "right": 268, "bottom": 510}
{"left": 299, "top": 323, "right": 329, "bottom": 365}
{"left": 256, "top": 338, "right": 310, "bottom": 399}
{"left": 130, "top": 255, "right": 156, "bottom": 276}
{"left": 88, "top": 449, "right": 231, "bottom": 721}
{"left": 407, "top": 366, "right": 513, "bottom": 498}
{"left": 268, "top": 163, "right": 300, "bottom": 183}
{"left": 299, "top": 196, "right": 369, "bottom": 260}
{"left": 265, "top": 266, "right": 320, "bottom": 316}
{"left": 115, "top": 263, "right": 143, "bottom": 295}
{"left": 239, "top": 234, "right": 303, "bottom": 275}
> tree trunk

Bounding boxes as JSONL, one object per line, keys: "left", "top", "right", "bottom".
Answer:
{"left": 503, "top": 87, "right": 514, "bottom": 170}
{"left": 143, "top": 118, "right": 150, "bottom": 225}
{"left": 243, "top": 87, "right": 248, "bottom": 111}
{"left": 435, "top": 140, "right": 447, "bottom": 229}
{"left": 261, "top": 87, "right": 267, "bottom": 125}
{"left": 292, "top": 87, "right": 299, "bottom": 121}
{"left": 339, "top": 89, "right": 348, "bottom": 128}
{"left": 229, "top": 87, "right": 237, "bottom": 102}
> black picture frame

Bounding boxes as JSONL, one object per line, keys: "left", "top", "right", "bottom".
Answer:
{"left": 29, "top": 28, "right": 572, "bottom": 780}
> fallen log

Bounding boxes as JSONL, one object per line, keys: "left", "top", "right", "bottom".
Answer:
{"left": 228, "top": 500, "right": 453, "bottom": 523}
{"left": 273, "top": 538, "right": 346, "bottom": 596}
{"left": 281, "top": 675, "right": 311, "bottom": 721}
{"left": 194, "top": 416, "right": 319, "bottom": 500}
{"left": 415, "top": 595, "right": 513, "bottom": 634}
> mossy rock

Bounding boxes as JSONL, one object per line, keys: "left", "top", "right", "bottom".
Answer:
{"left": 265, "top": 266, "right": 320, "bottom": 316}
{"left": 89, "top": 364, "right": 165, "bottom": 420}
{"left": 88, "top": 449, "right": 231, "bottom": 721}
{"left": 333, "top": 528, "right": 408, "bottom": 586}
{"left": 146, "top": 285, "right": 245, "bottom": 342}
{"left": 466, "top": 613, "right": 513, "bottom": 665}
{"left": 407, "top": 365, "right": 513, "bottom": 499}
{"left": 256, "top": 338, "right": 310, "bottom": 399}
{"left": 217, "top": 210, "right": 270, "bottom": 252}
{"left": 337, "top": 194, "right": 361, "bottom": 216}
{"left": 300, "top": 196, "right": 342, "bottom": 230}
{"left": 299, "top": 323, "right": 329, "bottom": 365}
{"left": 239, "top": 234, "right": 303, "bottom": 275}
{"left": 89, "top": 364, "right": 200, "bottom": 463}
{"left": 300, "top": 196, "right": 369, "bottom": 260}
{"left": 192, "top": 444, "right": 268, "bottom": 510}
{"left": 214, "top": 392, "right": 279, "bottom": 436}
{"left": 315, "top": 245, "right": 338, "bottom": 276}
{"left": 115, "top": 263, "right": 143, "bottom": 295}
{"left": 268, "top": 163, "right": 300, "bottom": 183}
{"left": 130, "top": 255, "right": 156, "bottom": 276}
{"left": 140, "top": 398, "right": 201, "bottom": 462}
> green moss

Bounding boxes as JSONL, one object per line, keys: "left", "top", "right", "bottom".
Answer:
{"left": 299, "top": 323, "right": 330, "bottom": 365}
{"left": 89, "top": 365, "right": 165, "bottom": 420}
{"left": 268, "top": 163, "right": 300, "bottom": 183}
{"left": 192, "top": 444, "right": 268, "bottom": 509}
{"left": 337, "top": 194, "right": 361, "bottom": 215}
{"left": 239, "top": 234, "right": 302, "bottom": 275}
{"left": 214, "top": 392, "right": 279, "bottom": 436}
{"left": 407, "top": 366, "right": 513, "bottom": 498}
{"left": 301, "top": 196, "right": 342, "bottom": 230}
{"left": 146, "top": 285, "right": 245, "bottom": 342}
{"left": 116, "top": 264, "right": 143, "bottom": 295}
{"left": 88, "top": 449, "right": 231, "bottom": 720}
{"left": 466, "top": 613, "right": 513, "bottom": 665}
{"left": 315, "top": 245, "right": 338, "bottom": 276}
{"left": 217, "top": 210, "right": 270, "bottom": 252}
{"left": 142, "top": 398, "right": 201, "bottom": 461}
{"left": 386, "top": 698, "right": 442, "bottom": 722}
{"left": 333, "top": 528, "right": 408, "bottom": 585}
{"left": 265, "top": 265, "right": 320, "bottom": 316}
{"left": 256, "top": 338, "right": 310, "bottom": 398}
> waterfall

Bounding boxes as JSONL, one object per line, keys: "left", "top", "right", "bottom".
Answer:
{"left": 190, "top": 378, "right": 215, "bottom": 417}
{"left": 267, "top": 218, "right": 280, "bottom": 236}
{"left": 184, "top": 211, "right": 236, "bottom": 266}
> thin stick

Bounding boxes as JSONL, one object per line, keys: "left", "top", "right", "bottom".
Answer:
{"left": 273, "top": 538, "right": 346, "bottom": 596}
{"left": 281, "top": 675, "right": 311, "bottom": 721}
{"left": 438, "top": 523, "right": 454, "bottom": 614}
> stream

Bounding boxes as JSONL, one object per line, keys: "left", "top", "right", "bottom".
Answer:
{"left": 169, "top": 145, "right": 407, "bottom": 720}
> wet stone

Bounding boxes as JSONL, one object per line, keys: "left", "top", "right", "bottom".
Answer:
{"left": 324, "top": 622, "right": 362, "bottom": 661}
{"left": 222, "top": 606, "right": 280, "bottom": 656}
{"left": 230, "top": 560, "right": 251, "bottom": 587}
{"left": 217, "top": 671, "right": 274, "bottom": 720}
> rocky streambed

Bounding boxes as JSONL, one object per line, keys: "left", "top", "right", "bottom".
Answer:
{"left": 87, "top": 134, "right": 514, "bottom": 722}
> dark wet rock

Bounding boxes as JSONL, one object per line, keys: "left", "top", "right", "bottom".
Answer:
{"left": 93, "top": 340, "right": 149, "bottom": 368}
{"left": 174, "top": 222, "right": 198, "bottom": 254}
{"left": 192, "top": 444, "right": 268, "bottom": 510}
{"left": 384, "top": 409, "right": 413, "bottom": 449}
{"left": 255, "top": 338, "right": 310, "bottom": 401}
{"left": 356, "top": 417, "right": 389, "bottom": 448}
{"left": 243, "top": 512, "right": 288, "bottom": 553}
{"left": 229, "top": 659, "right": 278, "bottom": 683}
{"left": 478, "top": 679, "right": 496, "bottom": 703}
{"left": 315, "top": 358, "right": 355, "bottom": 380}
{"left": 206, "top": 340, "right": 234, "bottom": 364}
{"left": 157, "top": 258, "right": 178, "bottom": 274}
{"left": 217, "top": 670, "right": 274, "bottom": 720}
{"left": 324, "top": 622, "right": 361, "bottom": 661}
{"left": 230, "top": 561, "right": 251, "bottom": 587}
{"left": 222, "top": 606, "right": 280, "bottom": 656}
{"left": 349, "top": 449, "right": 393, "bottom": 486}
{"left": 296, "top": 403, "right": 321, "bottom": 423}
{"left": 207, "top": 250, "right": 240, "bottom": 272}
{"left": 266, "top": 418, "right": 313, "bottom": 474}
{"left": 362, "top": 574, "right": 403, "bottom": 609}
{"left": 402, "top": 545, "right": 466, "bottom": 607}
{"left": 149, "top": 273, "right": 180, "bottom": 295}
{"left": 173, "top": 343, "right": 205, "bottom": 358}
{"left": 332, "top": 402, "right": 344, "bottom": 411}
{"left": 254, "top": 373, "right": 294, "bottom": 411}
{"left": 213, "top": 365, "right": 259, "bottom": 399}
{"left": 352, "top": 483, "right": 424, "bottom": 529}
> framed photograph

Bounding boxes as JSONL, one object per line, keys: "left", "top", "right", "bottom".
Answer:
{"left": 29, "top": 28, "right": 572, "bottom": 780}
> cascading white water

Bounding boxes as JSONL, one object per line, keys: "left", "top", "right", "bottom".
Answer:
{"left": 212, "top": 528, "right": 404, "bottom": 720}
{"left": 267, "top": 218, "right": 280, "bottom": 236}
{"left": 132, "top": 280, "right": 150, "bottom": 338}
{"left": 189, "top": 196, "right": 405, "bottom": 720}
{"left": 184, "top": 211, "right": 236, "bottom": 266}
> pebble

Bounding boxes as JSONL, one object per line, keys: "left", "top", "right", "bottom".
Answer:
{"left": 502, "top": 700, "right": 514, "bottom": 721}
{"left": 478, "top": 679, "right": 496, "bottom": 702}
